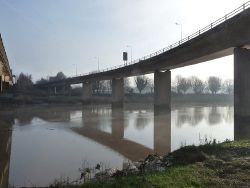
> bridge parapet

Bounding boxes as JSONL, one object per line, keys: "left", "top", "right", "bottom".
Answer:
{"left": 0, "top": 34, "right": 13, "bottom": 91}
{"left": 0, "top": 35, "right": 12, "bottom": 77}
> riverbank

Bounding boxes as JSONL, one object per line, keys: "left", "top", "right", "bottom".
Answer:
{"left": 50, "top": 139, "right": 250, "bottom": 188}
{"left": 0, "top": 93, "right": 233, "bottom": 106}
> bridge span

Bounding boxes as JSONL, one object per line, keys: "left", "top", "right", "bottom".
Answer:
{"left": 37, "top": 2, "right": 250, "bottom": 119}
{"left": 0, "top": 34, "right": 13, "bottom": 92}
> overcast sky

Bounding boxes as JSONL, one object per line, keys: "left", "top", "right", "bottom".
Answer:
{"left": 0, "top": 0, "right": 247, "bottom": 82}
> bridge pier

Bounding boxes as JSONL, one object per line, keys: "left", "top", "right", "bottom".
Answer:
{"left": 234, "top": 48, "right": 250, "bottom": 120}
{"left": 154, "top": 70, "right": 171, "bottom": 109}
{"left": 82, "top": 81, "right": 92, "bottom": 104}
{"left": 54, "top": 86, "right": 57, "bottom": 95}
{"left": 112, "top": 78, "right": 124, "bottom": 107}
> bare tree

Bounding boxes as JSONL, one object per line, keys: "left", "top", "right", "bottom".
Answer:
{"left": 176, "top": 75, "right": 191, "bottom": 94}
{"left": 208, "top": 76, "right": 221, "bottom": 94}
{"left": 124, "top": 78, "right": 133, "bottom": 94}
{"left": 49, "top": 72, "right": 66, "bottom": 82}
{"left": 148, "top": 79, "right": 154, "bottom": 93}
{"left": 36, "top": 77, "right": 48, "bottom": 84}
{"left": 16, "top": 73, "right": 33, "bottom": 90}
{"left": 135, "top": 76, "right": 149, "bottom": 94}
{"left": 92, "top": 80, "right": 109, "bottom": 94}
{"left": 103, "top": 80, "right": 111, "bottom": 94}
{"left": 223, "top": 79, "right": 233, "bottom": 95}
{"left": 190, "top": 76, "right": 205, "bottom": 94}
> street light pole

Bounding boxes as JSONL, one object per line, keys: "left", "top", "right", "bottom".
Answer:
{"left": 175, "top": 22, "right": 183, "bottom": 40}
{"left": 126, "top": 45, "right": 132, "bottom": 62}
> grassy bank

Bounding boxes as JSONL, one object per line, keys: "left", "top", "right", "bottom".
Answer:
{"left": 50, "top": 140, "right": 250, "bottom": 188}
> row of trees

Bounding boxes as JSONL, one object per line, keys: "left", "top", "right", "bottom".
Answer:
{"left": 15, "top": 72, "right": 67, "bottom": 91}
{"left": 174, "top": 76, "right": 233, "bottom": 95}
{"left": 16, "top": 72, "right": 233, "bottom": 95}
{"left": 89, "top": 75, "right": 233, "bottom": 95}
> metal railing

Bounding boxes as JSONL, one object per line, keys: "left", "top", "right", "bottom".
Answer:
{"left": 73, "top": 1, "right": 250, "bottom": 78}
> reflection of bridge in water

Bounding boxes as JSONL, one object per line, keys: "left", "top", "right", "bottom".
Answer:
{"left": 5, "top": 105, "right": 172, "bottom": 161}
{"left": 71, "top": 107, "right": 171, "bottom": 160}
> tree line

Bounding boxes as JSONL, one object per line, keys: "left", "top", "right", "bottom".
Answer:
{"left": 15, "top": 72, "right": 234, "bottom": 95}
{"left": 173, "top": 76, "right": 233, "bottom": 95}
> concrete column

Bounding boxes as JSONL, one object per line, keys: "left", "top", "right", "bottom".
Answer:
{"left": 82, "top": 81, "right": 92, "bottom": 104}
{"left": 54, "top": 86, "right": 57, "bottom": 95}
{"left": 154, "top": 70, "right": 171, "bottom": 109}
{"left": 234, "top": 48, "right": 250, "bottom": 120}
{"left": 234, "top": 116, "right": 250, "bottom": 140}
{"left": 112, "top": 78, "right": 124, "bottom": 107}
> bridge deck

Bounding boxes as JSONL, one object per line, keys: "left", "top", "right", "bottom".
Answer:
{"left": 38, "top": 2, "right": 250, "bottom": 86}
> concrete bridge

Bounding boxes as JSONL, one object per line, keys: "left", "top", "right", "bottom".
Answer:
{"left": 37, "top": 2, "right": 250, "bottom": 118}
{"left": 0, "top": 34, "right": 13, "bottom": 92}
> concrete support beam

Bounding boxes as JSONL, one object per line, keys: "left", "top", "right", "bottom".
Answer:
{"left": 112, "top": 78, "right": 124, "bottom": 107}
{"left": 82, "top": 82, "right": 92, "bottom": 104}
{"left": 54, "top": 86, "right": 57, "bottom": 95}
{"left": 234, "top": 116, "right": 250, "bottom": 140}
{"left": 154, "top": 70, "right": 171, "bottom": 109}
{"left": 234, "top": 48, "right": 250, "bottom": 120}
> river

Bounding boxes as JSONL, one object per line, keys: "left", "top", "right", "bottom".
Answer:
{"left": 0, "top": 103, "right": 241, "bottom": 187}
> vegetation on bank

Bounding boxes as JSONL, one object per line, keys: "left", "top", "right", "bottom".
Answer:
{"left": 49, "top": 140, "right": 250, "bottom": 188}
{"left": 14, "top": 72, "right": 233, "bottom": 96}
{"left": 0, "top": 93, "right": 233, "bottom": 106}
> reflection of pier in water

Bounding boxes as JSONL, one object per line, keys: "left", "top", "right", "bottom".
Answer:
{"left": 71, "top": 106, "right": 171, "bottom": 161}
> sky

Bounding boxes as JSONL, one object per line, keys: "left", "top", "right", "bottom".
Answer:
{"left": 0, "top": 0, "right": 247, "bottom": 82}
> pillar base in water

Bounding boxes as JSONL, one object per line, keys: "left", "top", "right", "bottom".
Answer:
{"left": 234, "top": 48, "right": 250, "bottom": 118}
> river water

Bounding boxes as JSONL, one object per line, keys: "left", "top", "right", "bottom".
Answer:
{"left": 0, "top": 104, "right": 240, "bottom": 187}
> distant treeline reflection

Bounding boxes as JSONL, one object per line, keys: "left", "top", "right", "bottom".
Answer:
{"left": 174, "top": 106, "right": 233, "bottom": 127}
